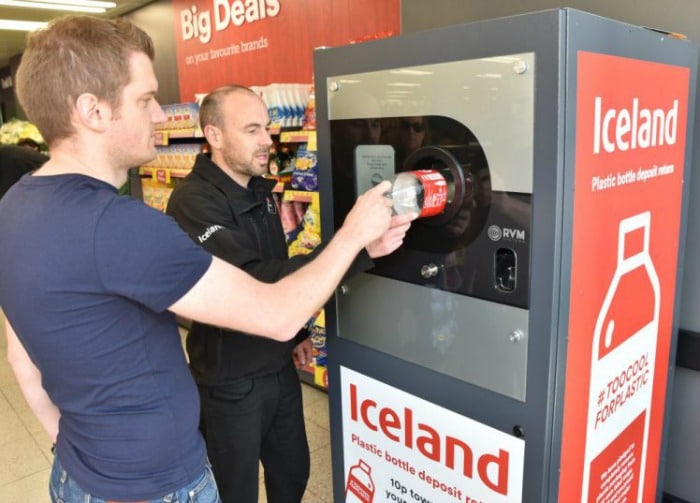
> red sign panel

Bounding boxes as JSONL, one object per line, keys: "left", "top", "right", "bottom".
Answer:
{"left": 171, "top": 0, "right": 400, "bottom": 101}
{"left": 559, "top": 51, "right": 690, "bottom": 502}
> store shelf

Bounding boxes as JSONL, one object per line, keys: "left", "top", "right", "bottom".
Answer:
{"left": 153, "top": 128, "right": 204, "bottom": 146}
{"left": 283, "top": 190, "right": 318, "bottom": 203}
{"left": 141, "top": 117, "right": 324, "bottom": 389}
{"left": 301, "top": 310, "right": 328, "bottom": 391}
{"left": 279, "top": 130, "right": 316, "bottom": 150}
{"left": 298, "top": 367, "right": 328, "bottom": 391}
{"left": 139, "top": 166, "right": 192, "bottom": 181}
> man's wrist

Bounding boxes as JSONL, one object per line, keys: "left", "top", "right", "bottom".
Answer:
{"left": 330, "top": 227, "right": 365, "bottom": 257}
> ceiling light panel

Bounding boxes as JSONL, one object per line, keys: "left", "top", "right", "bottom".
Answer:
{"left": 0, "top": 18, "right": 48, "bottom": 30}
{"left": 0, "top": 0, "right": 107, "bottom": 13}
{"left": 26, "top": 0, "right": 115, "bottom": 7}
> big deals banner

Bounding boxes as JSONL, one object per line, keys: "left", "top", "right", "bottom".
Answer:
{"left": 171, "top": 0, "right": 400, "bottom": 101}
{"left": 559, "top": 51, "right": 690, "bottom": 502}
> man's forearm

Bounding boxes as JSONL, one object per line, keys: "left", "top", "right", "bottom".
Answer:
{"left": 278, "top": 225, "right": 361, "bottom": 295}
{"left": 171, "top": 225, "right": 368, "bottom": 342}
{"left": 169, "top": 181, "right": 397, "bottom": 341}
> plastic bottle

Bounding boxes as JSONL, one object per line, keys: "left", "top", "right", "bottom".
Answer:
{"left": 279, "top": 84, "right": 292, "bottom": 128}
{"left": 267, "top": 146, "right": 279, "bottom": 175}
{"left": 345, "top": 459, "right": 375, "bottom": 503}
{"left": 302, "top": 84, "right": 316, "bottom": 131}
{"left": 266, "top": 84, "right": 283, "bottom": 129}
{"left": 389, "top": 169, "right": 449, "bottom": 218}
{"left": 291, "top": 84, "right": 305, "bottom": 128}
{"left": 277, "top": 146, "right": 292, "bottom": 174}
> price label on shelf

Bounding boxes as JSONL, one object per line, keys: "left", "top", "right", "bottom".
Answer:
{"left": 283, "top": 190, "right": 317, "bottom": 203}
{"left": 306, "top": 131, "right": 317, "bottom": 151}
{"left": 279, "top": 130, "right": 317, "bottom": 149}
{"left": 154, "top": 131, "right": 168, "bottom": 146}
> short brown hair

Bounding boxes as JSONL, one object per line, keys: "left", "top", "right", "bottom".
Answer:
{"left": 199, "top": 85, "right": 257, "bottom": 131}
{"left": 16, "top": 15, "right": 154, "bottom": 146}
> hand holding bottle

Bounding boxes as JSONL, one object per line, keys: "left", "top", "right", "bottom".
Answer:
{"left": 366, "top": 212, "right": 416, "bottom": 258}
{"left": 388, "top": 170, "right": 449, "bottom": 217}
{"left": 338, "top": 180, "right": 396, "bottom": 251}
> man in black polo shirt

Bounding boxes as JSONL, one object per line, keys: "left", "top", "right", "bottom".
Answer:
{"left": 0, "top": 143, "right": 47, "bottom": 198}
{"left": 167, "top": 85, "right": 413, "bottom": 503}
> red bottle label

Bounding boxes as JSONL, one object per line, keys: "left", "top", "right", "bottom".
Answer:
{"left": 414, "top": 170, "right": 448, "bottom": 217}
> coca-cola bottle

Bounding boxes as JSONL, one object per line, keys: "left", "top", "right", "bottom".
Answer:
{"left": 388, "top": 169, "right": 449, "bottom": 218}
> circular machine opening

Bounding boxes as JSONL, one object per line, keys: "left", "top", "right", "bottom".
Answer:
{"left": 399, "top": 116, "right": 491, "bottom": 254}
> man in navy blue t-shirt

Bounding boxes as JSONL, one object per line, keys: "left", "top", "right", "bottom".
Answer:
{"left": 0, "top": 15, "right": 413, "bottom": 502}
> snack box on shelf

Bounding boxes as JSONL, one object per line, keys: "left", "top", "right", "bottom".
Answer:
{"left": 155, "top": 102, "right": 200, "bottom": 132}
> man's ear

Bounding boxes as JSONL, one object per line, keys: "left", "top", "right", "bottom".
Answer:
{"left": 203, "top": 124, "right": 222, "bottom": 148}
{"left": 74, "top": 93, "right": 110, "bottom": 132}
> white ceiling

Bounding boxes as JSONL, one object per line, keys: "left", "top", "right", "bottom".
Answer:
{"left": 0, "top": 0, "right": 156, "bottom": 69}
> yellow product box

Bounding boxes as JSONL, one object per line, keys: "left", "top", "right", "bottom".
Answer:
{"left": 141, "top": 178, "right": 174, "bottom": 212}
{"left": 182, "top": 102, "right": 200, "bottom": 129}
{"left": 314, "top": 365, "right": 328, "bottom": 389}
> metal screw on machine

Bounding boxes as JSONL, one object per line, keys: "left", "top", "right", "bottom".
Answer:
{"left": 513, "top": 59, "right": 528, "bottom": 75}
{"left": 509, "top": 329, "right": 525, "bottom": 343}
{"left": 420, "top": 263, "right": 440, "bottom": 279}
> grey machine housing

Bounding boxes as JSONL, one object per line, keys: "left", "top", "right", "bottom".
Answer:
{"left": 315, "top": 8, "right": 697, "bottom": 502}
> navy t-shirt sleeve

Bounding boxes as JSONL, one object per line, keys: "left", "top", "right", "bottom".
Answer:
{"left": 94, "top": 197, "right": 212, "bottom": 312}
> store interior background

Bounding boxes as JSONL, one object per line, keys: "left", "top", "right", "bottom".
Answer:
{"left": 2, "top": 0, "right": 700, "bottom": 501}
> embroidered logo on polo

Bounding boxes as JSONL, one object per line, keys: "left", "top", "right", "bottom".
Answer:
{"left": 198, "top": 225, "right": 224, "bottom": 243}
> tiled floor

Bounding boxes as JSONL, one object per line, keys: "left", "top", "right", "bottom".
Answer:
{"left": 0, "top": 311, "right": 333, "bottom": 502}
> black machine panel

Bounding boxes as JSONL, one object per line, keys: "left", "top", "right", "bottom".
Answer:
{"left": 330, "top": 114, "right": 531, "bottom": 307}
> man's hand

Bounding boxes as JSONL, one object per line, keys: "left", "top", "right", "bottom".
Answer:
{"left": 293, "top": 338, "right": 313, "bottom": 368}
{"left": 338, "top": 181, "right": 394, "bottom": 251}
{"left": 366, "top": 212, "right": 416, "bottom": 258}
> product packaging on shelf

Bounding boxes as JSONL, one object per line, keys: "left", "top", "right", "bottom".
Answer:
{"left": 290, "top": 144, "right": 318, "bottom": 191}
{"left": 141, "top": 178, "right": 175, "bottom": 212}
{"left": 307, "top": 310, "right": 327, "bottom": 388}
{"left": 287, "top": 204, "right": 321, "bottom": 257}
{"left": 279, "top": 199, "right": 303, "bottom": 241}
{"left": 156, "top": 102, "right": 200, "bottom": 131}
{"left": 302, "top": 84, "right": 316, "bottom": 131}
{"left": 142, "top": 144, "right": 200, "bottom": 170}
{"left": 252, "top": 83, "right": 312, "bottom": 130}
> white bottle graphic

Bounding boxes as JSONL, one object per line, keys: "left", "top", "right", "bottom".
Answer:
{"left": 581, "top": 212, "right": 659, "bottom": 503}
{"left": 345, "top": 459, "right": 375, "bottom": 503}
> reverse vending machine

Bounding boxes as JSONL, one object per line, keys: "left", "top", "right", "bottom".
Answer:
{"left": 315, "top": 9, "right": 697, "bottom": 503}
